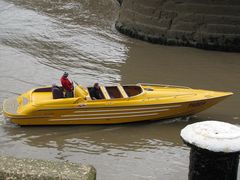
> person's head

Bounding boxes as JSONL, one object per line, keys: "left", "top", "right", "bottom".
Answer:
{"left": 94, "top": 83, "right": 100, "bottom": 89}
{"left": 63, "top": 72, "right": 69, "bottom": 78}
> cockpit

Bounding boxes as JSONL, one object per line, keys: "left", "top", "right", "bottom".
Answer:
{"left": 32, "top": 84, "right": 143, "bottom": 101}
{"left": 84, "top": 84, "right": 143, "bottom": 100}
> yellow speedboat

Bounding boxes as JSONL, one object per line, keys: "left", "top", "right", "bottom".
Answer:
{"left": 3, "top": 83, "right": 232, "bottom": 125}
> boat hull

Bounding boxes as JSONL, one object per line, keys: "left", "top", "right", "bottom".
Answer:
{"left": 4, "top": 96, "right": 228, "bottom": 125}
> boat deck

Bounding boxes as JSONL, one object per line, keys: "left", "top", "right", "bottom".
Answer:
{"left": 31, "top": 92, "right": 52, "bottom": 102}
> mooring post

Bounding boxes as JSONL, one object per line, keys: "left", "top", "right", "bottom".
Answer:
{"left": 181, "top": 121, "right": 240, "bottom": 180}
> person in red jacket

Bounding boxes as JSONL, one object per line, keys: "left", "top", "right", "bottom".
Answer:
{"left": 61, "top": 72, "right": 74, "bottom": 98}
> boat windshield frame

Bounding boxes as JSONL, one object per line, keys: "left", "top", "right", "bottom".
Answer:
{"left": 85, "top": 84, "right": 145, "bottom": 101}
{"left": 121, "top": 84, "right": 145, "bottom": 99}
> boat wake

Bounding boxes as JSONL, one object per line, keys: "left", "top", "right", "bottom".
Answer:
{"left": 0, "top": 111, "right": 13, "bottom": 126}
{"left": 158, "top": 116, "right": 191, "bottom": 125}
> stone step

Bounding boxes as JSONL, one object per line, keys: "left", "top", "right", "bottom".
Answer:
{"left": 0, "top": 156, "right": 96, "bottom": 180}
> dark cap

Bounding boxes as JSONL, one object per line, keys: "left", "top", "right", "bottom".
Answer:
{"left": 63, "top": 72, "right": 68, "bottom": 77}
{"left": 94, "top": 83, "right": 99, "bottom": 88}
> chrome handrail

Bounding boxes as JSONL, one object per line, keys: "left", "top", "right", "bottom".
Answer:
{"left": 138, "top": 83, "right": 191, "bottom": 89}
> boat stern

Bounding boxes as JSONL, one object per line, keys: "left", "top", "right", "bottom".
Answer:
{"left": 3, "top": 93, "right": 31, "bottom": 119}
{"left": 3, "top": 96, "right": 20, "bottom": 118}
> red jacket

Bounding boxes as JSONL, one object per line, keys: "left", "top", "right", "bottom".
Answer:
{"left": 61, "top": 76, "right": 73, "bottom": 91}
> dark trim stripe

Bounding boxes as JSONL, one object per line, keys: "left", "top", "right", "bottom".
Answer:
{"left": 49, "top": 113, "right": 159, "bottom": 121}
{"left": 73, "top": 105, "right": 180, "bottom": 113}
{"left": 37, "top": 104, "right": 181, "bottom": 111}
{"left": 62, "top": 109, "right": 169, "bottom": 117}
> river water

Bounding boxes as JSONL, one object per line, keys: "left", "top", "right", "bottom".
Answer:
{"left": 0, "top": 0, "right": 240, "bottom": 179}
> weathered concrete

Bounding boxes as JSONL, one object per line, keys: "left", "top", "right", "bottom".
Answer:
{"left": 116, "top": 0, "right": 240, "bottom": 52}
{"left": 181, "top": 121, "right": 240, "bottom": 180}
{"left": 0, "top": 156, "right": 96, "bottom": 180}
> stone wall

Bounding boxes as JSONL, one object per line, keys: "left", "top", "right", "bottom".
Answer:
{"left": 116, "top": 0, "right": 240, "bottom": 51}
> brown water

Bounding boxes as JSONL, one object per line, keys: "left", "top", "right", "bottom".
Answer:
{"left": 0, "top": 0, "right": 239, "bottom": 179}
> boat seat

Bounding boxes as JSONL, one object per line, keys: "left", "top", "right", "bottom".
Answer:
{"left": 74, "top": 86, "right": 86, "bottom": 99}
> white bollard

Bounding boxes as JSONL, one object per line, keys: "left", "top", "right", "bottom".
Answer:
{"left": 181, "top": 121, "right": 240, "bottom": 180}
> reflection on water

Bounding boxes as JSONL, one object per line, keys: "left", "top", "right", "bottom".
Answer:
{"left": 0, "top": 0, "right": 127, "bottom": 87}
{"left": 0, "top": 0, "right": 240, "bottom": 179}
{"left": 2, "top": 119, "right": 190, "bottom": 152}
{"left": 0, "top": 119, "right": 191, "bottom": 180}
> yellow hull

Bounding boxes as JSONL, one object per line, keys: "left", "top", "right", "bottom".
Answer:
{"left": 3, "top": 83, "right": 232, "bottom": 125}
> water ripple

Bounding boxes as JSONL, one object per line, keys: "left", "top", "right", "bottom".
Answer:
{"left": 0, "top": 0, "right": 128, "bottom": 85}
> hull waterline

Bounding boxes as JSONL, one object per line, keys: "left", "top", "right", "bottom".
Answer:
{"left": 4, "top": 95, "right": 231, "bottom": 126}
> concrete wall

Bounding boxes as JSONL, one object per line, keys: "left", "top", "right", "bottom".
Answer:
{"left": 116, "top": 0, "right": 240, "bottom": 51}
{"left": 0, "top": 156, "right": 96, "bottom": 180}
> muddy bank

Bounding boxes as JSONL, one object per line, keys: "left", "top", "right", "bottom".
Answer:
{"left": 116, "top": 0, "right": 240, "bottom": 52}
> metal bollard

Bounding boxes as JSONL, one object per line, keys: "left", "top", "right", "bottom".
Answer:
{"left": 181, "top": 121, "right": 240, "bottom": 180}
